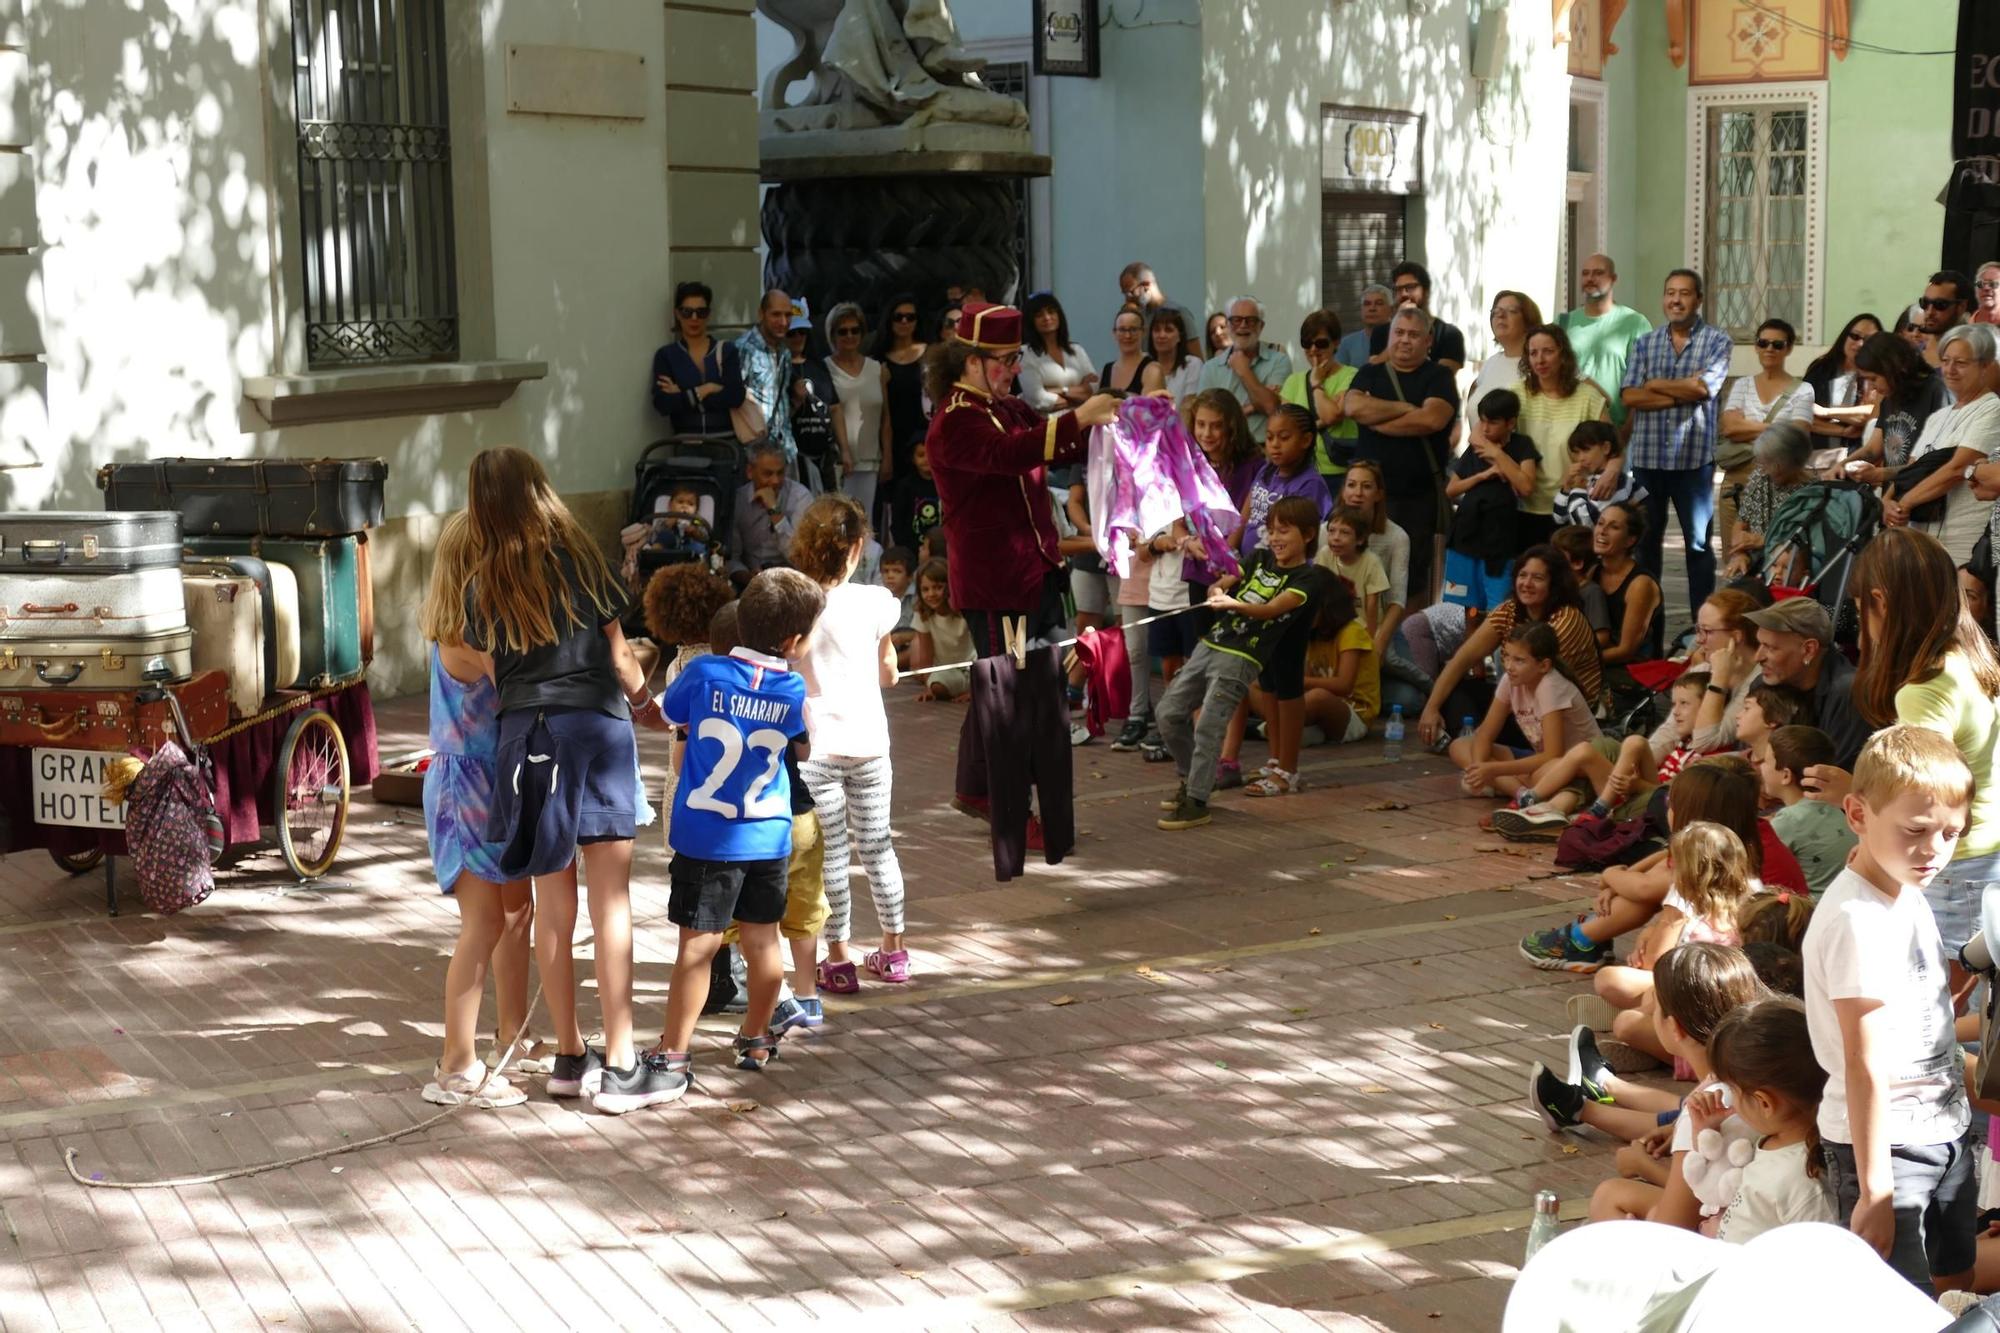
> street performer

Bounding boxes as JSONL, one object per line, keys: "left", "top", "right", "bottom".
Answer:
{"left": 924, "top": 302, "right": 1118, "bottom": 873}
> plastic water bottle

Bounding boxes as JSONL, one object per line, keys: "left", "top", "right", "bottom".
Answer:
{"left": 1382, "top": 705, "right": 1405, "bottom": 762}
{"left": 1459, "top": 716, "right": 1477, "bottom": 743}
{"left": 1523, "top": 1189, "right": 1560, "bottom": 1266}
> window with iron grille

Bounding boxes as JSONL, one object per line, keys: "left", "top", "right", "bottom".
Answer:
{"left": 292, "top": 0, "right": 458, "bottom": 366}
{"left": 1703, "top": 104, "right": 1806, "bottom": 341}
{"left": 980, "top": 60, "right": 1034, "bottom": 295}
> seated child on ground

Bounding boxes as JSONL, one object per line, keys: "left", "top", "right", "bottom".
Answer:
{"left": 1491, "top": 669, "right": 1717, "bottom": 841}
{"left": 1734, "top": 681, "right": 1812, "bottom": 751}
{"left": 1313, "top": 505, "right": 1390, "bottom": 635}
{"left": 1592, "top": 822, "right": 1756, "bottom": 1039}
{"left": 1448, "top": 622, "right": 1601, "bottom": 801}
{"left": 1519, "top": 756, "right": 1807, "bottom": 975}
{"left": 1755, "top": 725, "right": 1857, "bottom": 896}
{"left": 1694, "top": 996, "right": 1836, "bottom": 1243}
{"left": 1525, "top": 942, "right": 1762, "bottom": 1224}
{"left": 880, "top": 546, "right": 918, "bottom": 669}
{"left": 908, "top": 557, "right": 972, "bottom": 703}
{"left": 1550, "top": 523, "right": 1613, "bottom": 641}
{"left": 1280, "top": 576, "right": 1379, "bottom": 747}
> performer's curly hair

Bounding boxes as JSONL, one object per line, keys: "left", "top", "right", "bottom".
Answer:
{"left": 643, "top": 562, "right": 734, "bottom": 647}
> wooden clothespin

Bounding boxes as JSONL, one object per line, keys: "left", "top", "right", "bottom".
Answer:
{"left": 1002, "top": 615, "right": 1029, "bottom": 669}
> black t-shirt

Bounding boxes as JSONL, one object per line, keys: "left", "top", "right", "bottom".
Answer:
{"left": 783, "top": 738, "right": 814, "bottom": 815}
{"left": 1369, "top": 316, "right": 1468, "bottom": 367}
{"left": 1448, "top": 430, "right": 1541, "bottom": 561}
{"left": 1205, "top": 550, "right": 1332, "bottom": 668}
{"left": 464, "top": 552, "right": 631, "bottom": 718}
{"left": 791, "top": 357, "right": 839, "bottom": 464}
{"left": 1349, "top": 359, "right": 1461, "bottom": 499}
{"left": 891, "top": 471, "right": 943, "bottom": 552}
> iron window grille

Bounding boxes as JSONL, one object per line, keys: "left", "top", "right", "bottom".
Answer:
{"left": 292, "top": 0, "right": 459, "bottom": 366}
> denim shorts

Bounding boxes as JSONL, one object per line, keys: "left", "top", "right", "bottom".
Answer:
{"left": 487, "top": 707, "right": 638, "bottom": 879}
{"left": 1823, "top": 1136, "right": 1977, "bottom": 1286}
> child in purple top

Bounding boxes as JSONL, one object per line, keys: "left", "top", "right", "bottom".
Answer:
{"left": 1238, "top": 405, "right": 1335, "bottom": 559}
{"left": 1185, "top": 388, "right": 1264, "bottom": 596}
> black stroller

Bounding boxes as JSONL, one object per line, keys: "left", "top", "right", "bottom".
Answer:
{"left": 622, "top": 435, "right": 741, "bottom": 640}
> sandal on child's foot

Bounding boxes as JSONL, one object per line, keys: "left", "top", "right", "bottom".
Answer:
{"left": 864, "top": 948, "right": 911, "bottom": 984}
{"left": 817, "top": 959, "right": 861, "bottom": 994}
{"left": 1596, "top": 1036, "right": 1665, "bottom": 1075}
{"left": 422, "top": 1061, "right": 528, "bottom": 1109}
{"left": 1213, "top": 759, "right": 1244, "bottom": 790}
{"left": 733, "top": 1031, "right": 783, "bottom": 1072}
{"left": 491, "top": 1031, "right": 554, "bottom": 1077}
{"left": 1244, "top": 767, "right": 1299, "bottom": 798}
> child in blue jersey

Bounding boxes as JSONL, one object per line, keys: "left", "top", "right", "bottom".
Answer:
{"left": 595, "top": 569, "right": 826, "bottom": 1115}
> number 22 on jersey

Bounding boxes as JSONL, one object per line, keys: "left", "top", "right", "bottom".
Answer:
{"left": 684, "top": 718, "right": 789, "bottom": 819}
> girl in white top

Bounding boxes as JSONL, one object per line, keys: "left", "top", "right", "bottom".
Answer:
{"left": 825, "top": 301, "right": 890, "bottom": 520}
{"left": 1696, "top": 996, "right": 1837, "bottom": 1244}
{"left": 1018, "top": 292, "right": 1098, "bottom": 415}
{"left": 788, "top": 494, "right": 912, "bottom": 990}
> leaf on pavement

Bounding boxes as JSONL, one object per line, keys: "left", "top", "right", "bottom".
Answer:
{"left": 1049, "top": 994, "right": 1078, "bottom": 1006}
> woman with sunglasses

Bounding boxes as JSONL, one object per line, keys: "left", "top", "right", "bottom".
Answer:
{"left": 1715, "top": 318, "right": 1813, "bottom": 554}
{"left": 1801, "top": 311, "right": 1883, "bottom": 447}
{"left": 870, "top": 292, "right": 929, "bottom": 488}
{"left": 1279, "top": 309, "right": 1357, "bottom": 484}
{"left": 650, "top": 280, "right": 746, "bottom": 437}
{"left": 1017, "top": 292, "right": 1098, "bottom": 416}
{"left": 824, "top": 302, "right": 890, "bottom": 517}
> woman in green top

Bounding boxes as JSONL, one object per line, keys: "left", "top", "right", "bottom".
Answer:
{"left": 1845, "top": 527, "right": 2000, "bottom": 955}
{"left": 1281, "top": 309, "right": 1358, "bottom": 484}
{"left": 1512, "top": 324, "right": 1609, "bottom": 549}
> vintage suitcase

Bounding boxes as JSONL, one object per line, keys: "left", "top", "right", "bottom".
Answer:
{"left": 0, "top": 669, "right": 228, "bottom": 752}
{"left": 185, "top": 535, "right": 362, "bottom": 686}
{"left": 183, "top": 554, "right": 302, "bottom": 697}
{"left": 182, "top": 572, "right": 267, "bottom": 717}
{"left": 97, "top": 458, "right": 386, "bottom": 537}
{"left": 0, "top": 567, "right": 189, "bottom": 639}
{"left": 0, "top": 628, "right": 195, "bottom": 691}
{"left": 0, "top": 511, "right": 181, "bottom": 573}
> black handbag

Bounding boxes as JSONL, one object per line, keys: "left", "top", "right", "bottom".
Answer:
{"left": 1890, "top": 444, "right": 1965, "bottom": 524}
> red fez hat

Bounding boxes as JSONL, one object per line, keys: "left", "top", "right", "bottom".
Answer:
{"left": 955, "top": 301, "right": 1022, "bottom": 353}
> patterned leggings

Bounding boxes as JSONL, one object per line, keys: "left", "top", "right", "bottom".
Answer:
{"left": 799, "top": 754, "right": 906, "bottom": 941}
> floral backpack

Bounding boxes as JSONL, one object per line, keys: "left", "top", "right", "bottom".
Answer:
{"left": 123, "top": 738, "right": 221, "bottom": 914}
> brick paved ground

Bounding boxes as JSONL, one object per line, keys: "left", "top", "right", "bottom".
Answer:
{"left": 0, "top": 682, "right": 1636, "bottom": 1332}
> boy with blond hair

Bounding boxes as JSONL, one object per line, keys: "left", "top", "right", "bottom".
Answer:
{"left": 1805, "top": 724, "right": 1974, "bottom": 1291}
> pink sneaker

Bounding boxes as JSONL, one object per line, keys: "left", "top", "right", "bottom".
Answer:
{"left": 864, "top": 949, "right": 911, "bottom": 984}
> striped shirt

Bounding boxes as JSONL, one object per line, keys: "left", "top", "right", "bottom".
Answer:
{"left": 1619, "top": 316, "right": 1733, "bottom": 472}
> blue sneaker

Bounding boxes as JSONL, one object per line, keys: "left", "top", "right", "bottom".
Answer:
{"left": 1519, "top": 924, "right": 1612, "bottom": 974}
{"left": 771, "top": 996, "right": 823, "bottom": 1033}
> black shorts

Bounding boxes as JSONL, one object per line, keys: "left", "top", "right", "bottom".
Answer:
{"left": 667, "top": 853, "right": 788, "bottom": 933}
{"left": 1256, "top": 617, "right": 1314, "bottom": 702}
{"left": 1148, "top": 608, "right": 1200, "bottom": 660}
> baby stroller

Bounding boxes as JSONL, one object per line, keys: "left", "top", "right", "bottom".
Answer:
{"left": 626, "top": 436, "right": 739, "bottom": 578}
{"left": 1760, "top": 477, "right": 1878, "bottom": 649}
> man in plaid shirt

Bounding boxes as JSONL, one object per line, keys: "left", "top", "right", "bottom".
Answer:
{"left": 1619, "top": 268, "right": 1732, "bottom": 619}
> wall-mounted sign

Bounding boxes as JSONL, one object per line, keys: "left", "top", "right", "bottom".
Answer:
{"left": 1034, "top": 0, "right": 1100, "bottom": 78}
{"left": 1322, "top": 109, "right": 1423, "bottom": 195}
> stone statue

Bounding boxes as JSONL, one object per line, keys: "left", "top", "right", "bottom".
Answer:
{"left": 756, "top": 0, "right": 1028, "bottom": 140}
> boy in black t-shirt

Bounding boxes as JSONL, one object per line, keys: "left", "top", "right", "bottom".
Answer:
{"left": 888, "top": 439, "right": 943, "bottom": 551}
{"left": 1442, "top": 388, "right": 1540, "bottom": 612}
{"left": 1155, "top": 496, "right": 1331, "bottom": 830}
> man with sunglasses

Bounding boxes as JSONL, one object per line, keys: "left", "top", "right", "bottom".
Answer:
{"left": 1917, "top": 271, "right": 1973, "bottom": 367}
{"left": 1199, "top": 296, "right": 1294, "bottom": 442}
{"left": 1366, "top": 261, "right": 1466, "bottom": 372}
{"left": 1619, "top": 267, "right": 1732, "bottom": 621}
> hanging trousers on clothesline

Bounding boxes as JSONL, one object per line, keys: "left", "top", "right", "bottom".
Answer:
{"left": 970, "top": 643, "right": 1074, "bottom": 882}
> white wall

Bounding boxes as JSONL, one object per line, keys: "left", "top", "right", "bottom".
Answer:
{"left": 1200, "top": 0, "right": 1572, "bottom": 369}
{"left": 11, "top": 0, "right": 674, "bottom": 518}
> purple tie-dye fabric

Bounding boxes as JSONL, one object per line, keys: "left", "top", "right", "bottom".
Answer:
{"left": 1086, "top": 395, "right": 1242, "bottom": 582}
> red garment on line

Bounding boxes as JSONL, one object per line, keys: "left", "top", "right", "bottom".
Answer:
{"left": 1069, "top": 626, "right": 1130, "bottom": 738}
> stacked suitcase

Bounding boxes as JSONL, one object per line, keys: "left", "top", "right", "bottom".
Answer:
{"left": 97, "top": 456, "right": 385, "bottom": 699}
{"left": 0, "top": 511, "right": 196, "bottom": 690}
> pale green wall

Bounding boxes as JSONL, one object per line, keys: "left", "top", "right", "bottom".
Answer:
{"left": 1623, "top": 0, "right": 1955, "bottom": 351}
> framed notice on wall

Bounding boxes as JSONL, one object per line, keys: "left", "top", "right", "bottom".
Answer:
{"left": 1321, "top": 108, "right": 1424, "bottom": 195}
{"left": 1034, "top": 0, "right": 1100, "bottom": 78}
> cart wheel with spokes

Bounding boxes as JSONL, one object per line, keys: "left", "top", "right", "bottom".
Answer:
{"left": 48, "top": 846, "right": 104, "bottom": 876}
{"left": 274, "top": 709, "right": 349, "bottom": 880}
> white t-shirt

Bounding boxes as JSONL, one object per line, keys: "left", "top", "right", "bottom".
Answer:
{"left": 1908, "top": 392, "right": 2000, "bottom": 565}
{"left": 1717, "top": 1139, "right": 1836, "bottom": 1244}
{"left": 1803, "top": 865, "right": 1968, "bottom": 1147}
{"left": 1723, "top": 375, "right": 1815, "bottom": 431}
{"left": 1373, "top": 519, "right": 1411, "bottom": 612}
{"left": 1498, "top": 671, "right": 1601, "bottom": 751}
{"left": 797, "top": 582, "right": 899, "bottom": 759}
{"left": 1148, "top": 538, "right": 1190, "bottom": 610}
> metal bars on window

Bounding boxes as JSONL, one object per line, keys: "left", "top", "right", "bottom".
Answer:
{"left": 292, "top": 0, "right": 458, "bottom": 366}
{"left": 1704, "top": 105, "right": 1806, "bottom": 341}
{"left": 980, "top": 60, "right": 1034, "bottom": 296}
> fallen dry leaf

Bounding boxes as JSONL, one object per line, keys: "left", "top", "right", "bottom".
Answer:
{"left": 1307, "top": 927, "right": 1322, "bottom": 936}
{"left": 726, "top": 1100, "right": 760, "bottom": 1114}
{"left": 1049, "top": 994, "right": 1078, "bottom": 1007}
{"left": 1135, "top": 965, "right": 1173, "bottom": 984}
{"left": 1289, "top": 1006, "right": 1309, "bottom": 1016}
{"left": 1427, "top": 1021, "right": 1445, "bottom": 1030}
{"left": 1442, "top": 913, "right": 1458, "bottom": 921}
{"left": 1090, "top": 771, "right": 1107, "bottom": 780}
{"left": 1342, "top": 855, "right": 1359, "bottom": 863}
{"left": 1362, "top": 800, "right": 1409, "bottom": 812}
{"left": 1201, "top": 964, "right": 1231, "bottom": 974}
{"left": 1411, "top": 959, "right": 1423, "bottom": 966}
{"left": 1361, "top": 1084, "right": 1391, "bottom": 1094}
{"left": 1319, "top": 860, "right": 1337, "bottom": 869}
{"left": 1560, "top": 1144, "right": 1581, "bottom": 1156}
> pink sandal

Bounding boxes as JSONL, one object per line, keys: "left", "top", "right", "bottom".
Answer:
{"left": 864, "top": 949, "right": 911, "bottom": 984}
{"left": 816, "top": 960, "right": 860, "bottom": 994}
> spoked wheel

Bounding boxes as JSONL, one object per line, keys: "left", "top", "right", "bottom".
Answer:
{"left": 49, "top": 846, "right": 104, "bottom": 876}
{"left": 274, "top": 709, "right": 349, "bottom": 879}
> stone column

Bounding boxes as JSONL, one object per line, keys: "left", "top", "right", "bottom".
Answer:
{"left": 664, "top": 0, "right": 764, "bottom": 330}
{"left": 0, "top": 0, "right": 47, "bottom": 509}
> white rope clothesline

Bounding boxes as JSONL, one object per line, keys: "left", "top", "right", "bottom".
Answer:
{"left": 897, "top": 601, "right": 1209, "bottom": 678}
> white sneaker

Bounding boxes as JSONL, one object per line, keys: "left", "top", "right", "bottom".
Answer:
{"left": 422, "top": 1061, "right": 528, "bottom": 1109}
{"left": 1069, "top": 721, "right": 1093, "bottom": 747}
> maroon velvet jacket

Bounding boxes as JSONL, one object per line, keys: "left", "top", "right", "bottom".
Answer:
{"left": 926, "top": 383, "right": 1087, "bottom": 612}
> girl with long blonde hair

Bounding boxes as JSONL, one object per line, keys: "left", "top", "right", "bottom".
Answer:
{"left": 457, "top": 447, "right": 667, "bottom": 1112}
